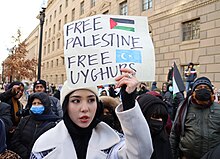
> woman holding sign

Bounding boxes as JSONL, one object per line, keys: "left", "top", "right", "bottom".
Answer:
{"left": 30, "top": 68, "right": 153, "bottom": 159}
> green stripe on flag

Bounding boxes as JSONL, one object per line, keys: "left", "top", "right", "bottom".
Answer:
{"left": 114, "top": 26, "right": 135, "bottom": 32}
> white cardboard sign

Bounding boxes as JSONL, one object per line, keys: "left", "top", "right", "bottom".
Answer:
{"left": 64, "top": 14, "right": 155, "bottom": 88}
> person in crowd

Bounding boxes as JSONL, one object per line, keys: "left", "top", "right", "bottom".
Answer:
{"left": 137, "top": 93, "right": 172, "bottom": 159}
{"left": 53, "top": 84, "right": 62, "bottom": 100}
{"left": 30, "top": 68, "right": 153, "bottom": 159}
{"left": 10, "top": 92, "right": 61, "bottom": 159}
{"left": 0, "top": 119, "right": 21, "bottom": 159}
{"left": 184, "top": 62, "right": 197, "bottom": 93}
{"left": 0, "top": 84, "right": 22, "bottom": 101}
{"left": 25, "top": 79, "right": 63, "bottom": 118}
{"left": 50, "top": 83, "right": 56, "bottom": 95}
{"left": 99, "top": 95, "right": 122, "bottom": 133}
{"left": 0, "top": 82, "right": 25, "bottom": 134}
{"left": 151, "top": 81, "right": 158, "bottom": 91}
{"left": 163, "top": 82, "right": 184, "bottom": 121}
{"left": 0, "top": 101, "right": 12, "bottom": 134}
{"left": 167, "top": 63, "right": 174, "bottom": 83}
{"left": 100, "top": 89, "right": 108, "bottom": 96}
{"left": 170, "top": 77, "right": 220, "bottom": 159}
{"left": 161, "top": 82, "right": 168, "bottom": 98}
{"left": 136, "top": 82, "right": 149, "bottom": 96}
{"left": 108, "top": 84, "right": 119, "bottom": 98}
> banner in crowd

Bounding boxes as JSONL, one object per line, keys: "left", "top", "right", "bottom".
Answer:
{"left": 64, "top": 14, "right": 155, "bottom": 88}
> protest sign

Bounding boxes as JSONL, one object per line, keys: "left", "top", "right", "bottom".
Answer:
{"left": 64, "top": 14, "right": 155, "bottom": 88}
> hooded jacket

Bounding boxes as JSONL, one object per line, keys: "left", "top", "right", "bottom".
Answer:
{"left": 30, "top": 81, "right": 153, "bottom": 159}
{"left": 10, "top": 92, "right": 60, "bottom": 159}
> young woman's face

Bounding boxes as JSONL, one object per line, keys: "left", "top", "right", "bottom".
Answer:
{"left": 67, "top": 89, "right": 97, "bottom": 128}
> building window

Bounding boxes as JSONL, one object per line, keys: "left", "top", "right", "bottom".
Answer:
{"left": 59, "top": 4, "right": 62, "bottom": 13}
{"left": 46, "top": 19, "right": 48, "bottom": 26}
{"left": 50, "top": 15, "right": 52, "bottom": 22}
{"left": 49, "top": 28, "right": 51, "bottom": 38}
{"left": 58, "top": 20, "right": 61, "bottom": 31}
{"left": 44, "top": 46, "right": 46, "bottom": 55}
{"left": 120, "top": 1, "right": 128, "bottom": 15}
{"left": 54, "top": 10, "right": 57, "bottom": 19}
{"left": 57, "top": 38, "right": 60, "bottom": 49}
{"left": 53, "top": 24, "right": 56, "bottom": 34}
{"left": 47, "top": 62, "right": 49, "bottom": 68}
{"left": 142, "top": 0, "right": 152, "bottom": 11}
{"left": 61, "top": 74, "right": 64, "bottom": 84}
{"left": 91, "top": 0, "right": 96, "bottom": 7}
{"left": 182, "top": 18, "right": 200, "bottom": 41}
{"left": 71, "top": 8, "right": 75, "bottom": 21}
{"left": 48, "top": 44, "right": 50, "bottom": 54}
{"left": 56, "top": 59, "right": 59, "bottom": 66}
{"left": 80, "top": 1, "right": 84, "bottom": 15}
{"left": 65, "top": 0, "right": 68, "bottom": 8}
{"left": 51, "top": 60, "right": 53, "bottom": 68}
{"left": 65, "top": 14, "right": 68, "bottom": 24}
{"left": 52, "top": 41, "right": 55, "bottom": 51}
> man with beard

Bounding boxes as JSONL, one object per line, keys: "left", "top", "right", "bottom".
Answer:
{"left": 170, "top": 77, "right": 220, "bottom": 159}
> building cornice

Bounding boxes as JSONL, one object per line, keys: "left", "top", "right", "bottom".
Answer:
{"left": 149, "top": 0, "right": 219, "bottom": 23}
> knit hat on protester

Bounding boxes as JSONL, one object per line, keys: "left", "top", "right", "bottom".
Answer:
{"left": 60, "top": 81, "right": 99, "bottom": 111}
{"left": 137, "top": 93, "right": 168, "bottom": 125}
{"left": 33, "top": 79, "right": 47, "bottom": 92}
{"left": 192, "top": 77, "right": 213, "bottom": 93}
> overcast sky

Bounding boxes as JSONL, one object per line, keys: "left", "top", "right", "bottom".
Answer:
{"left": 0, "top": 0, "right": 46, "bottom": 71}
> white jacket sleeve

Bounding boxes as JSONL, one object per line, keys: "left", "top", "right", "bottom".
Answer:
{"left": 115, "top": 100, "right": 153, "bottom": 159}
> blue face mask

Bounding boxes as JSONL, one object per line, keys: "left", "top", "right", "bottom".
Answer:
{"left": 30, "top": 105, "right": 45, "bottom": 115}
{"left": 169, "top": 86, "right": 173, "bottom": 92}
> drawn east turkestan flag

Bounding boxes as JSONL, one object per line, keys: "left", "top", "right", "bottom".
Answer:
{"left": 116, "top": 49, "right": 142, "bottom": 63}
{"left": 110, "top": 18, "right": 135, "bottom": 32}
{"left": 173, "top": 62, "right": 185, "bottom": 96}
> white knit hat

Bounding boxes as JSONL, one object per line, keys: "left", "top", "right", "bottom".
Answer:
{"left": 60, "top": 81, "right": 99, "bottom": 107}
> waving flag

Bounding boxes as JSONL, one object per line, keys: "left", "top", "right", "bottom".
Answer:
{"left": 116, "top": 49, "right": 142, "bottom": 63}
{"left": 173, "top": 62, "right": 185, "bottom": 95}
{"left": 110, "top": 18, "right": 135, "bottom": 32}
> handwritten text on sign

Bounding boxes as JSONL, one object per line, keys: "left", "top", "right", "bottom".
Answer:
{"left": 64, "top": 15, "right": 155, "bottom": 88}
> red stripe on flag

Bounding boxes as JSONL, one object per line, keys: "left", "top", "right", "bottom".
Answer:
{"left": 110, "top": 18, "right": 117, "bottom": 29}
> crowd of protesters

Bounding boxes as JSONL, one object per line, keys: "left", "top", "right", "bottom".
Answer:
{"left": 1, "top": 62, "right": 220, "bottom": 159}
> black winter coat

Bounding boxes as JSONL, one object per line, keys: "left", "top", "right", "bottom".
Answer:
{"left": 10, "top": 92, "right": 60, "bottom": 159}
{"left": 0, "top": 102, "right": 12, "bottom": 132}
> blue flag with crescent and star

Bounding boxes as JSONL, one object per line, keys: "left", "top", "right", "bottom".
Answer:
{"left": 116, "top": 49, "right": 142, "bottom": 63}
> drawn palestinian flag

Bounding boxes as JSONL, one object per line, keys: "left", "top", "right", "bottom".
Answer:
{"left": 173, "top": 62, "right": 185, "bottom": 96}
{"left": 110, "top": 18, "right": 135, "bottom": 32}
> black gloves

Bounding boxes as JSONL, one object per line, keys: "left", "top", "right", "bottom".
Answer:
{"left": 120, "top": 85, "right": 136, "bottom": 111}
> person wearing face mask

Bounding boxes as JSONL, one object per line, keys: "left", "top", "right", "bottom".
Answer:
{"left": 9, "top": 92, "right": 61, "bottom": 159}
{"left": 170, "top": 77, "right": 220, "bottom": 159}
{"left": 137, "top": 93, "right": 173, "bottom": 159}
{"left": 30, "top": 68, "right": 153, "bottom": 159}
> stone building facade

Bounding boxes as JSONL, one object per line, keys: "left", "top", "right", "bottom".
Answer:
{"left": 27, "top": 0, "right": 220, "bottom": 88}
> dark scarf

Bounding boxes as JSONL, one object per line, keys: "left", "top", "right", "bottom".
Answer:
{"left": 31, "top": 111, "right": 60, "bottom": 122}
{"left": 63, "top": 113, "right": 100, "bottom": 159}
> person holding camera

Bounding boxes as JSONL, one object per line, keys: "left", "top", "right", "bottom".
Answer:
{"left": 0, "top": 81, "right": 25, "bottom": 146}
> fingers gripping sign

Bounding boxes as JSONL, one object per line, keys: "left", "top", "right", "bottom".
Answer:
{"left": 115, "top": 68, "right": 138, "bottom": 94}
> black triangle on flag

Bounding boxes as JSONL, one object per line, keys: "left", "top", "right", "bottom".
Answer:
{"left": 173, "top": 62, "right": 185, "bottom": 95}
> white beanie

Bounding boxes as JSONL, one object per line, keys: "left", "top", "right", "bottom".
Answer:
{"left": 60, "top": 81, "right": 99, "bottom": 107}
